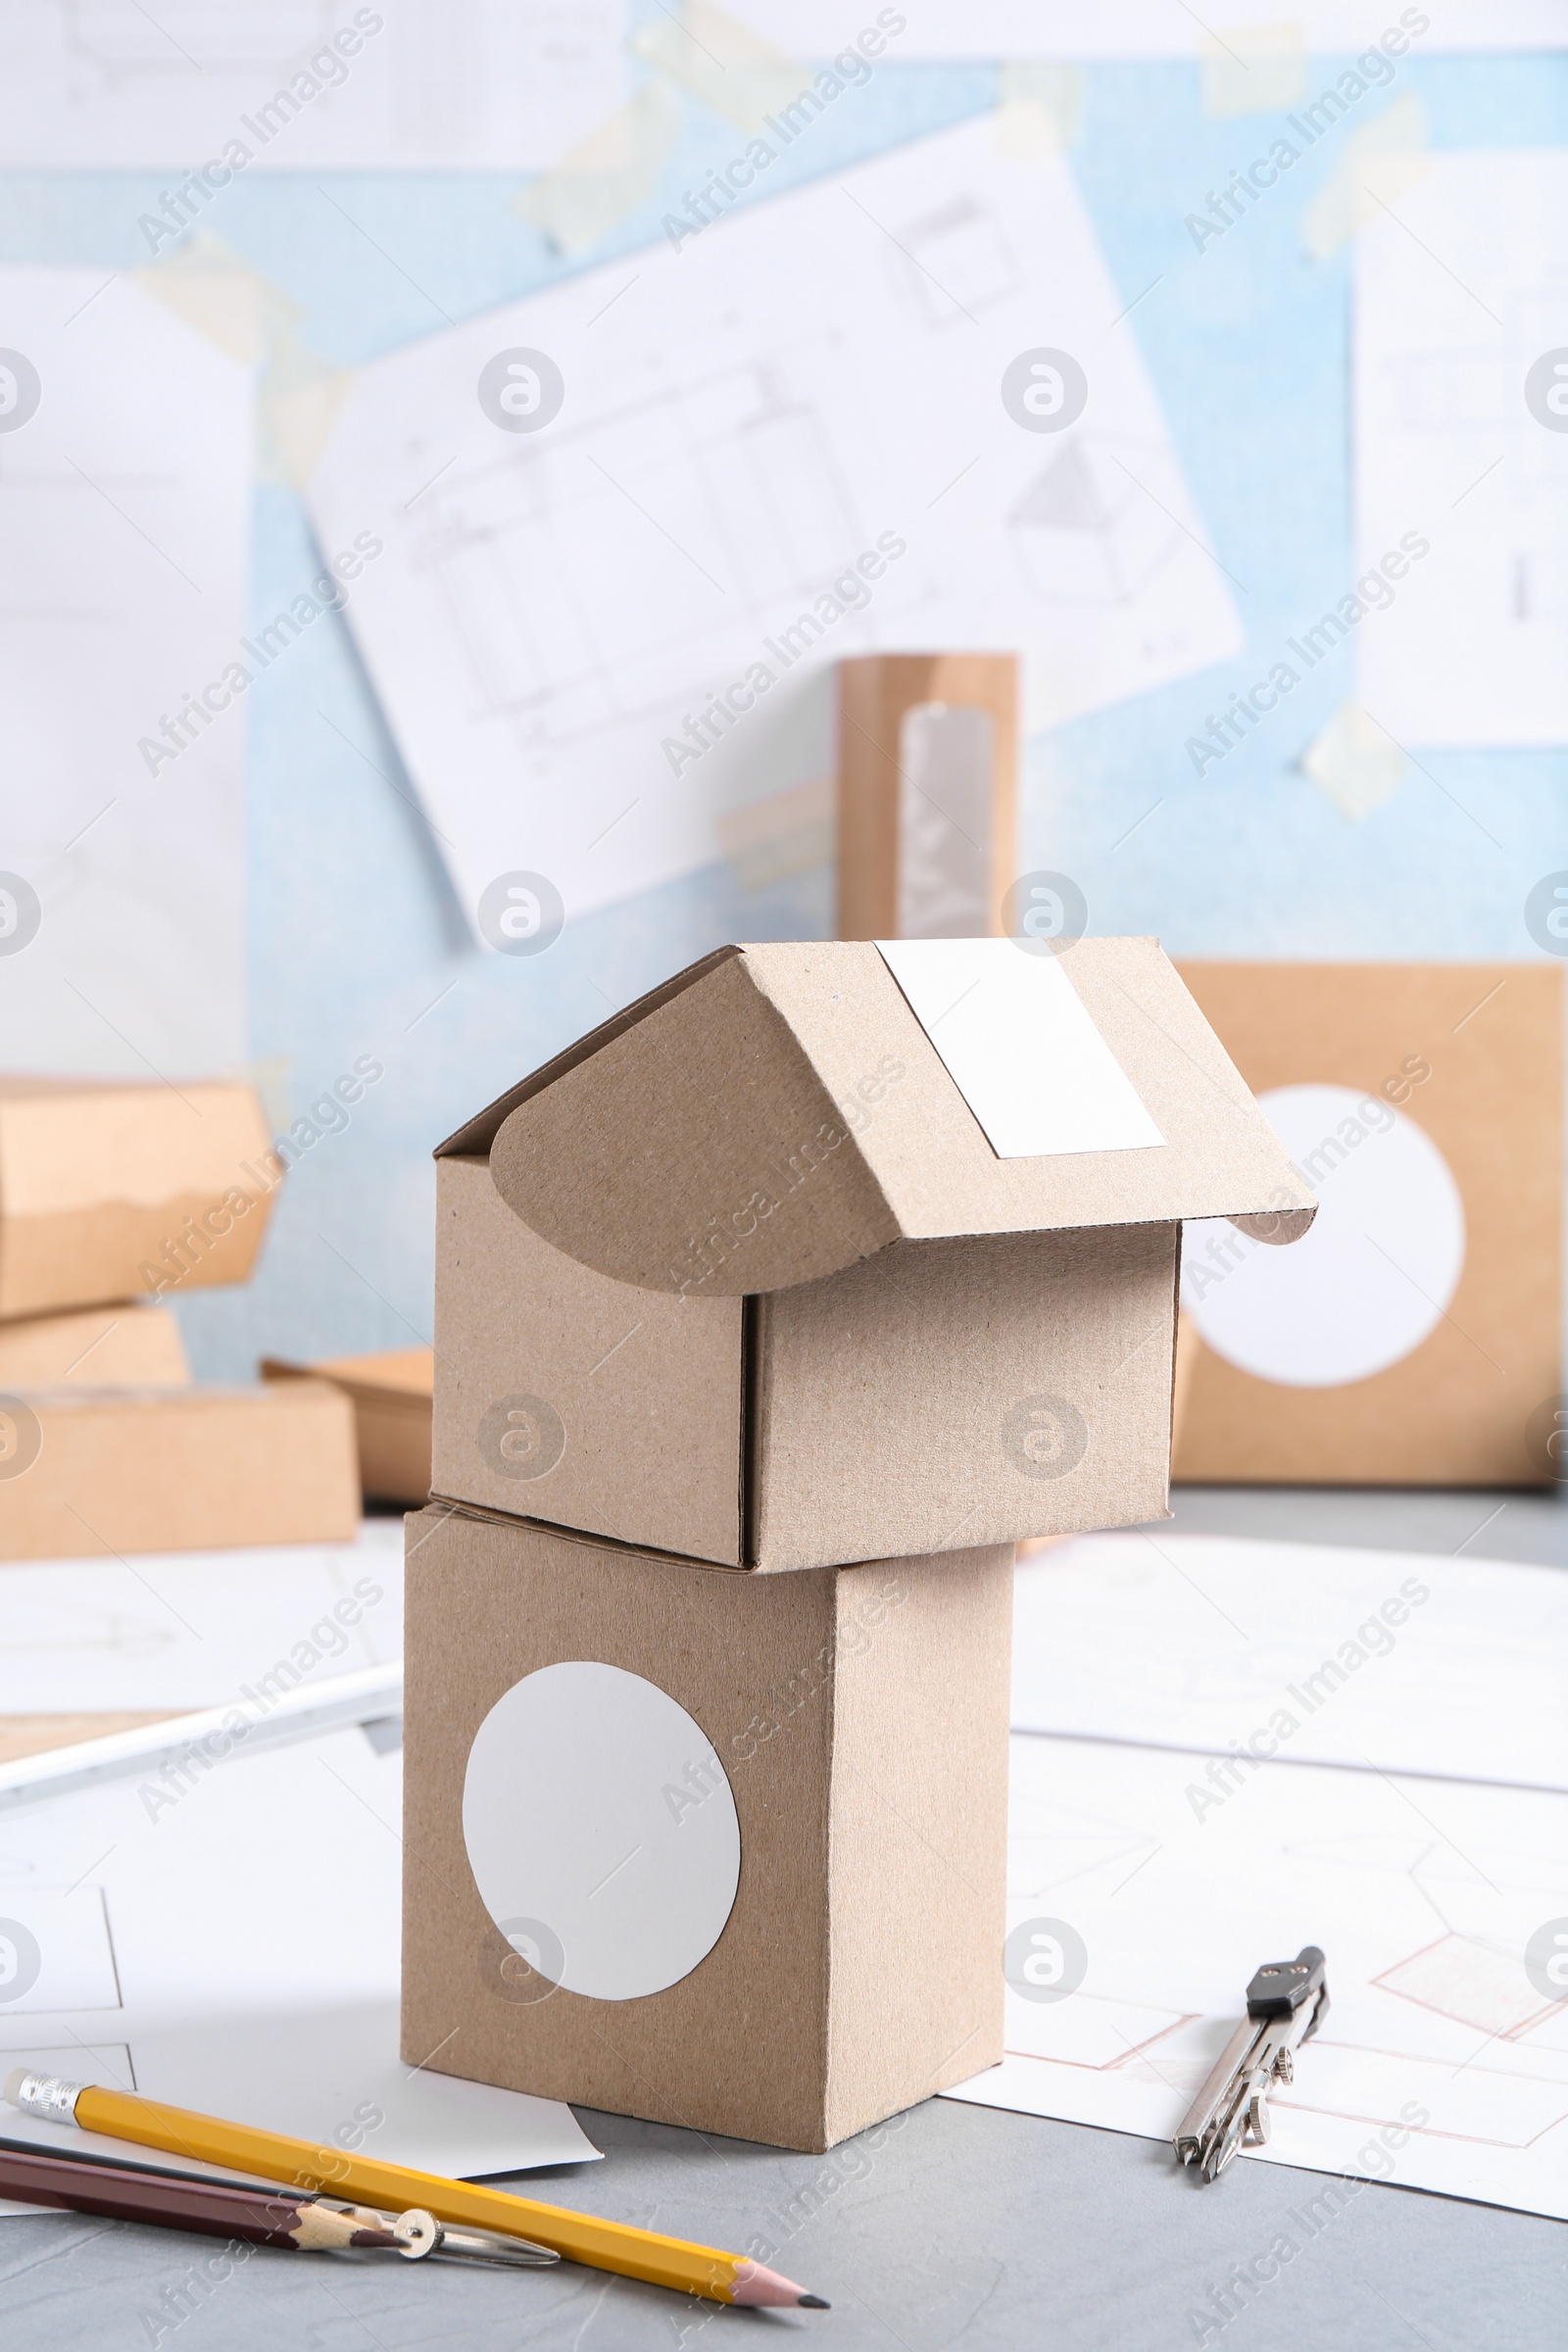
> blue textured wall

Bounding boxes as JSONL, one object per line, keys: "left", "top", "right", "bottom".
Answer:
{"left": 4, "top": 40, "right": 1564, "bottom": 1377}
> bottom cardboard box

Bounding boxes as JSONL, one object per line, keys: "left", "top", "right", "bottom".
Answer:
{"left": 403, "top": 1504, "right": 1013, "bottom": 2152}
{"left": 0, "top": 1382, "right": 359, "bottom": 1558}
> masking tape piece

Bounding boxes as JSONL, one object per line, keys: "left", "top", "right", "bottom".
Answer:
{"left": 632, "top": 0, "right": 804, "bottom": 135}
{"left": 136, "top": 231, "right": 354, "bottom": 488}
{"left": 996, "top": 63, "right": 1085, "bottom": 159}
{"left": 1200, "top": 24, "right": 1309, "bottom": 119}
{"left": 715, "top": 774, "right": 833, "bottom": 891}
{"left": 1299, "top": 701, "right": 1408, "bottom": 821}
{"left": 515, "top": 79, "right": 683, "bottom": 259}
{"left": 1302, "top": 92, "right": 1430, "bottom": 261}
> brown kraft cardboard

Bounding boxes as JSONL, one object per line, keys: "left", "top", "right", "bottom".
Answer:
{"left": 400, "top": 1504, "right": 1013, "bottom": 2152}
{"left": 0, "top": 1381, "right": 359, "bottom": 1558}
{"left": 430, "top": 938, "right": 1314, "bottom": 1568}
{"left": 1172, "top": 960, "right": 1562, "bottom": 1485}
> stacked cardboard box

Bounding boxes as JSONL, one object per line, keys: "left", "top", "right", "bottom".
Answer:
{"left": 404, "top": 938, "right": 1313, "bottom": 2149}
{"left": 0, "top": 1077, "right": 358, "bottom": 1557}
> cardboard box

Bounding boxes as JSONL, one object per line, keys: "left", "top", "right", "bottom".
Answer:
{"left": 0, "top": 1076, "right": 279, "bottom": 1319}
{"left": 836, "top": 654, "right": 1017, "bottom": 940}
{"left": 401, "top": 1504, "right": 1013, "bottom": 2152}
{"left": 264, "top": 1348, "right": 432, "bottom": 1505}
{"left": 0, "top": 1382, "right": 359, "bottom": 1559}
{"left": 1171, "top": 961, "right": 1563, "bottom": 1485}
{"left": 431, "top": 938, "right": 1313, "bottom": 1569}
{"left": 0, "top": 1303, "right": 189, "bottom": 1389}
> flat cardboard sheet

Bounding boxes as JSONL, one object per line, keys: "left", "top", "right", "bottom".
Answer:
{"left": 876, "top": 938, "right": 1167, "bottom": 1158}
{"left": 945, "top": 1533, "right": 1568, "bottom": 2222}
{"left": 1173, "top": 962, "right": 1562, "bottom": 1485}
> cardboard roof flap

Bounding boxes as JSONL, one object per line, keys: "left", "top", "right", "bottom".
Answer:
{"left": 438, "top": 940, "right": 1317, "bottom": 1298}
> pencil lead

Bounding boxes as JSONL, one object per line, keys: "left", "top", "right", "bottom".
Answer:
{"left": 799, "top": 2292, "right": 831, "bottom": 2308}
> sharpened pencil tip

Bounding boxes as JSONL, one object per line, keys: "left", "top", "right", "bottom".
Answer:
{"left": 799, "top": 2293, "right": 831, "bottom": 2308}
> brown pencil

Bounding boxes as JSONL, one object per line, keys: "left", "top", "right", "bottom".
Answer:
{"left": 0, "top": 2143, "right": 556, "bottom": 2267}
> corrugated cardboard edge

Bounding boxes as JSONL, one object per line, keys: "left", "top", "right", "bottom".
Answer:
{"left": 434, "top": 947, "right": 739, "bottom": 1159}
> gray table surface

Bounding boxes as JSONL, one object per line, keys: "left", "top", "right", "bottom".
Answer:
{"left": 4, "top": 1489, "right": 1564, "bottom": 2350}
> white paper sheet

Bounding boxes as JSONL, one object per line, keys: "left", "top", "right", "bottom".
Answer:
{"left": 0, "top": 1, "right": 627, "bottom": 172}
{"left": 876, "top": 938, "right": 1166, "bottom": 1158}
{"left": 0, "top": 1720, "right": 599, "bottom": 2198}
{"left": 0, "top": 1522, "right": 405, "bottom": 1716}
{"left": 307, "top": 114, "right": 1242, "bottom": 933}
{"left": 0, "top": 268, "right": 250, "bottom": 1074}
{"left": 727, "top": 3, "right": 1568, "bottom": 55}
{"left": 945, "top": 1534, "right": 1568, "bottom": 2220}
{"left": 1354, "top": 151, "right": 1568, "bottom": 747}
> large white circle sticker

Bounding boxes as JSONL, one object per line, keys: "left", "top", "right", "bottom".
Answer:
{"left": 462, "top": 1661, "right": 741, "bottom": 2002}
{"left": 1181, "top": 1083, "right": 1466, "bottom": 1388}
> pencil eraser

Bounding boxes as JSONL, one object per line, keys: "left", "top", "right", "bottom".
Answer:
{"left": 4, "top": 2068, "right": 29, "bottom": 2106}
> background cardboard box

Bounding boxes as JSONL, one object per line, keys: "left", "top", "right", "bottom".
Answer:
{"left": 0, "top": 1302, "right": 189, "bottom": 1389}
{"left": 431, "top": 938, "right": 1311, "bottom": 1569}
{"left": 1172, "top": 961, "right": 1563, "bottom": 1485}
{"left": 0, "top": 1381, "right": 358, "bottom": 1558}
{"left": 836, "top": 653, "right": 1017, "bottom": 941}
{"left": 265, "top": 1347, "right": 432, "bottom": 1506}
{"left": 402, "top": 1505, "right": 1013, "bottom": 2152}
{"left": 0, "top": 1077, "right": 278, "bottom": 1318}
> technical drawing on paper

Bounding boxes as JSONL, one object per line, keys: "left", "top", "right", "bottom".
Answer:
{"left": 1354, "top": 150, "right": 1568, "bottom": 745}
{"left": 889, "top": 195, "right": 1023, "bottom": 330}
{"left": 414, "top": 365, "right": 864, "bottom": 758}
{"left": 311, "top": 114, "right": 1244, "bottom": 931}
{"left": 1008, "top": 437, "right": 1185, "bottom": 604}
{"left": 0, "top": 0, "right": 627, "bottom": 172}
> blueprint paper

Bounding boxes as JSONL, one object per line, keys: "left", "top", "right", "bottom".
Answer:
{"left": 0, "top": 1721, "right": 598, "bottom": 2198}
{"left": 947, "top": 1735, "right": 1568, "bottom": 2221}
{"left": 307, "top": 114, "right": 1243, "bottom": 933}
{"left": 1011, "top": 1532, "right": 1568, "bottom": 1791}
{"left": 0, "top": 1522, "right": 405, "bottom": 1717}
{"left": 0, "top": 269, "right": 250, "bottom": 1074}
{"left": 0, "top": 1, "right": 627, "bottom": 173}
{"left": 945, "top": 1534, "right": 1568, "bottom": 2219}
{"left": 1354, "top": 151, "right": 1568, "bottom": 747}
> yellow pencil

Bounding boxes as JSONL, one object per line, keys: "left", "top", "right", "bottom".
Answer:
{"left": 5, "top": 2071, "right": 827, "bottom": 2308}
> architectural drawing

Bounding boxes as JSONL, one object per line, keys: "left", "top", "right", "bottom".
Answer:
{"left": 1354, "top": 151, "right": 1568, "bottom": 745}
{"left": 309, "top": 115, "right": 1242, "bottom": 931}
{"left": 0, "top": 1, "right": 627, "bottom": 172}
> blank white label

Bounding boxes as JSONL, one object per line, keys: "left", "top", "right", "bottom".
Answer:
{"left": 462, "top": 1661, "right": 740, "bottom": 2003}
{"left": 1182, "top": 1084, "right": 1466, "bottom": 1386}
{"left": 876, "top": 936, "right": 1165, "bottom": 1158}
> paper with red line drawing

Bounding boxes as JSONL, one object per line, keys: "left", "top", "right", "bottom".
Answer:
{"left": 945, "top": 1535, "right": 1568, "bottom": 2220}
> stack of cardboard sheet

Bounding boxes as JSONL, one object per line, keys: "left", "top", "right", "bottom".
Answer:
{"left": 0, "top": 1077, "right": 358, "bottom": 1558}
{"left": 263, "top": 1346, "right": 434, "bottom": 1506}
{"left": 400, "top": 938, "right": 1313, "bottom": 2152}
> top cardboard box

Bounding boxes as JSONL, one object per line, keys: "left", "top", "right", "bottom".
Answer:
{"left": 0, "top": 1077, "right": 277, "bottom": 1320}
{"left": 432, "top": 938, "right": 1313, "bottom": 1571}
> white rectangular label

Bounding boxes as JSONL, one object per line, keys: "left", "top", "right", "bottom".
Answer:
{"left": 876, "top": 937, "right": 1166, "bottom": 1159}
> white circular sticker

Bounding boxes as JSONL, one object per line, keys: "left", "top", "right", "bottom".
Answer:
{"left": 1181, "top": 1083, "right": 1466, "bottom": 1388}
{"left": 462, "top": 1661, "right": 741, "bottom": 2002}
